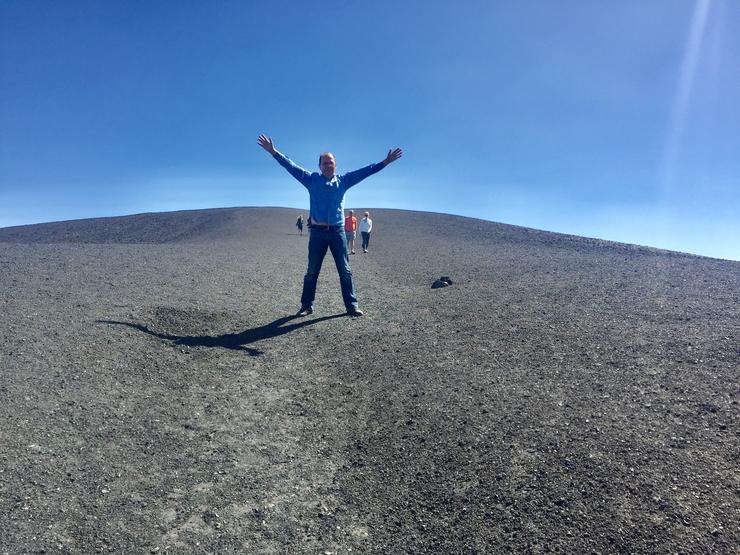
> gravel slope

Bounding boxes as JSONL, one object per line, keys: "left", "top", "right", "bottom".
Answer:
{"left": 1, "top": 207, "right": 738, "bottom": 554}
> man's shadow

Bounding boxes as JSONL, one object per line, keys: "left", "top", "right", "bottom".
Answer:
{"left": 97, "top": 313, "right": 346, "bottom": 356}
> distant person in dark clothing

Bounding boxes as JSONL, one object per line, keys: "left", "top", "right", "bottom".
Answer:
{"left": 360, "top": 211, "right": 372, "bottom": 253}
{"left": 296, "top": 214, "right": 304, "bottom": 235}
{"left": 257, "top": 134, "right": 402, "bottom": 316}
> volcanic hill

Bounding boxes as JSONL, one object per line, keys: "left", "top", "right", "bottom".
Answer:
{"left": 1, "top": 207, "right": 737, "bottom": 553}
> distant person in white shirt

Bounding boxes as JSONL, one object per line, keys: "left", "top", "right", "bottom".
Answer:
{"left": 360, "top": 211, "right": 373, "bottom": 253}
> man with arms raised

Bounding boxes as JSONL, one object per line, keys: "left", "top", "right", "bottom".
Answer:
{"left": 257, "top": 134, "right": 402, "bottom": 316}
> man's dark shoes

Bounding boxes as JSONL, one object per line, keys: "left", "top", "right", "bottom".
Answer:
{"left": 296, "top": 307, "right": 313, "bottom": 317}
{"left": 347, "top": 307, "right": 364, "bottom": 317}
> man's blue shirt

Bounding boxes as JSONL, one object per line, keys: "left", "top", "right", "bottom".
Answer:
{"left": 273, "top": 152, "right": 384, "bottom": 226}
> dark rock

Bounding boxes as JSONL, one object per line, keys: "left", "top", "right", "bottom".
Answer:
{"left": 431, "top": 276, "right": 453, "bottom": 289}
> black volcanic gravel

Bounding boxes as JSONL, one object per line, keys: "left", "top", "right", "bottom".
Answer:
{"left": 1, "top": 207, "right": 738, "bottom": 554}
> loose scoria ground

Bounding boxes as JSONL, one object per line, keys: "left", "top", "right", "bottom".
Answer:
{"left": 1, "top": 207, "right": 737, "bottom": 553}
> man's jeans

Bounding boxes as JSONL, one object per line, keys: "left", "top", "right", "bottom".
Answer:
{"left": 301, "top": 228, "right": 358, "bottom": 311}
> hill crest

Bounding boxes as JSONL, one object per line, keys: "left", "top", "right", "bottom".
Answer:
{"left": 0, "top": 206, "right": 719, "bottom": 261}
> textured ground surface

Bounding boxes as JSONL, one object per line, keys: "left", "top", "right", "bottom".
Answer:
{"left": 1, "top": 207, "right": 738, "bottom": 554}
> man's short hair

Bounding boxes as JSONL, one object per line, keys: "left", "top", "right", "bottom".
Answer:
{"left": 319, "top": 152, "right": 335, "bottom": 165}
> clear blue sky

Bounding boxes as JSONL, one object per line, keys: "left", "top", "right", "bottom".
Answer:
{"left": 1, "top": 0, "right": 738, "bottom": 260}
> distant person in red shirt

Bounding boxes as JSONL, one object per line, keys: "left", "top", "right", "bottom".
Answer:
{"left": 344, "top": 210, "right": 358, "bottom": 255}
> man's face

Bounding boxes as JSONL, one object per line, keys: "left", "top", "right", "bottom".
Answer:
{"left": 320, "top": 153, "right": 336, "bottom": 178}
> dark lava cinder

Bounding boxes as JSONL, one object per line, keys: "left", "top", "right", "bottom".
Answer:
{"left": 1, "top": 207, "right": 738, "bottom": 554}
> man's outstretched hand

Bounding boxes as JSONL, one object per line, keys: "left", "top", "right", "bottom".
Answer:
{"left": 383, "top": 147, "right": 403, "bottom": 166}
{"left": 258, "top": 134, "right": 277, "bottom": 155}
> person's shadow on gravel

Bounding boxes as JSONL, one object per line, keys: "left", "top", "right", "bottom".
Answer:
{"left": 97, "top": 313, "right": 346, "bottom": 356}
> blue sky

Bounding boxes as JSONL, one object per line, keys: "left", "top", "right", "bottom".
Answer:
{"left": 1, "top": 0, "right": 738, "bottom": 260}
